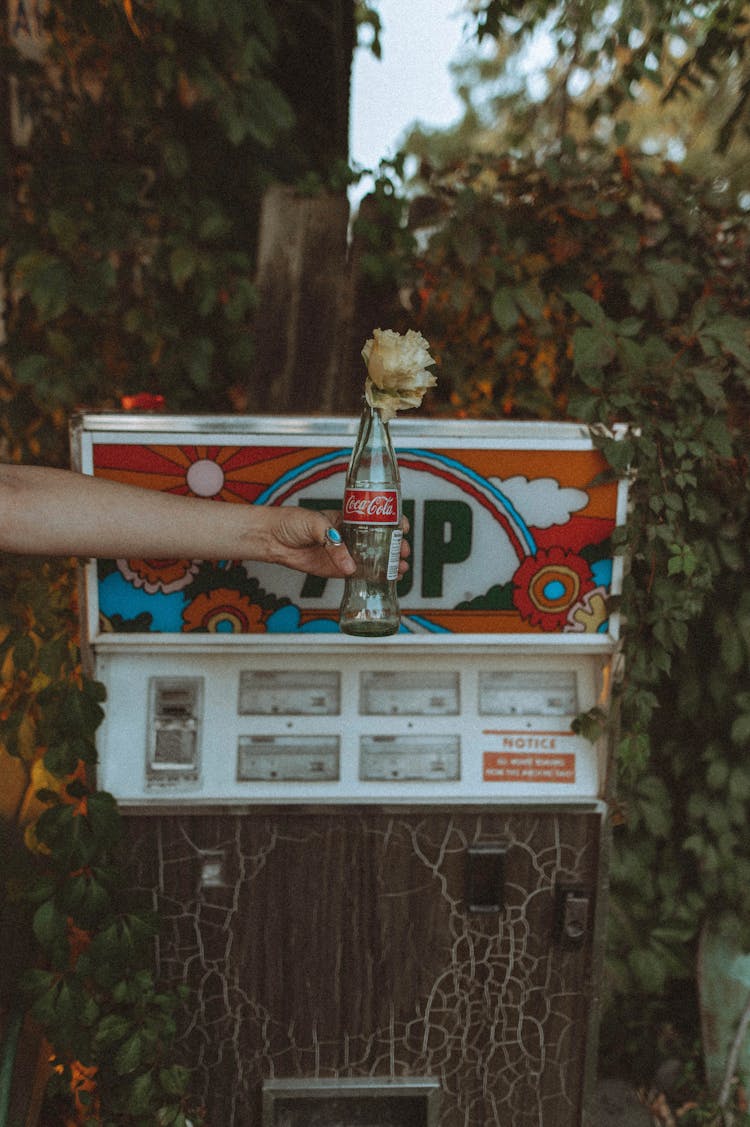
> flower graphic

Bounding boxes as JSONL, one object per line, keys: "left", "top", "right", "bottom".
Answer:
{"left": 182, "top": 587, "right": 269, "bottom": 633}
{"left": 566, "top": 588, "right": 609, "bottom": 634}
{"left": 117, "top": 557, "right": 200, "bottom": 594}
{"left": 512, "top": 547, "right": 595, "bottom": 631}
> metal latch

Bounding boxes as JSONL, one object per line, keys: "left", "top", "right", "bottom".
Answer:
{"left": 554, "top": 883, "right": 590, "bottom": 949}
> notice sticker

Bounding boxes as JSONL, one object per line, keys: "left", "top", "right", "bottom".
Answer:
{"left": 483, "top": 750, "right": 576, "bottom": 784}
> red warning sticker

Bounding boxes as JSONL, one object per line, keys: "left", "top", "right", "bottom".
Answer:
{"left": 483, "top": 751, "right": 576, "bottom": 784}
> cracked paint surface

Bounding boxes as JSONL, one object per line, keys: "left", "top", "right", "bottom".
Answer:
{"left": 123, "top": 810, "right": 601, "bottom": 1126}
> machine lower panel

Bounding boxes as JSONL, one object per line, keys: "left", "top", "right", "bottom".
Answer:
{"left": 122, "top": 808, "right": 603, "bottom": 1127}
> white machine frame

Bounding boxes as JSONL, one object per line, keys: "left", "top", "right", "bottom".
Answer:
{"left": 72, "top": 413, "right": 627, "bottom": 809}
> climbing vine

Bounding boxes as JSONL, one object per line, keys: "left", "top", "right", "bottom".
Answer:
{"left": 0, "top": 1, "right": 298, "bottom": 1121}
{"left": 403, "top": 144, "right": 750, "bottom": 1055}
{"left": 0, "top": 0, "right": 294, "bottom": 413}
{"left": 3, "top": 0, "right": 750, "bottom": 1111}
{"left": 0, "top": 368, "right": 205, "bottom": 1126}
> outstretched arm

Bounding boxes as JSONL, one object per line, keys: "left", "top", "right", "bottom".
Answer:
{"left": 0, "top": 464, "right": 390, "bottom": 579}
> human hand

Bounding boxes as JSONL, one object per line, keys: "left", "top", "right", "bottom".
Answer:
{"left": 259, "top": 506, "right": 410, "bottom": 579}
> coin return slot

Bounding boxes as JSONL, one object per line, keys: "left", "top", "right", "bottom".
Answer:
{"left": 466, "top": 846, "right": 506, "bottom": 914}
{"left": 147, "top": 677, "right": 202, "bottom": 786}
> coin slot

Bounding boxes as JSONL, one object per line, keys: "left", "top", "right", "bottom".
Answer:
{"left": 237, "top": 735, "right": 340, "bottom": 782}
{"left": 359, "top": 735, "right": 460, "bottom": 781}
{"left": 360, "top": 670, "right": 459, "bottom": 716}
{"left": 238, "top": 670, "right": 340, "bottom": 716}
{"left": 478, "top": 670, "right": 578, "bottom": 717}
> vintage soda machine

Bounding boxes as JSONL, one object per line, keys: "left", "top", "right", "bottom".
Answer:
{"left": 71, "top": 412, "right": 628, "bottom": 1127}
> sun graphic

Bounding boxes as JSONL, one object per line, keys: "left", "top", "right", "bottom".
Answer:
{"left": 92, "top": 443, "right": 299, "bottom": 504}
{"left": 512, "top": 547, "right": 595, "bottom": 631}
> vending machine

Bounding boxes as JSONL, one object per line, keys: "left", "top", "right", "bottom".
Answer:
{"left": 71, "top": 412, "right": 628, "bottom": 1127}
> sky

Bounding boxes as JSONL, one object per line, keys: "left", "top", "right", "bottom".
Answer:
{"left": 349, "top": 0, "right": 469, "bottom": 175}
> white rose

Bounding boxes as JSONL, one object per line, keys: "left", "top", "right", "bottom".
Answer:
{"left": 361, "top": 328, "right": 437, "bottom": 421}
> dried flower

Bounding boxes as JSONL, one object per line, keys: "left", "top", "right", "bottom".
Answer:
{"left": 362, "top": 328, "right": 437, "bottom": 421}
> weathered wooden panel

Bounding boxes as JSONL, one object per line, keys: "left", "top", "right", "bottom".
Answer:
{"left": 123, "top": 809, "right": 602, "bottom": 1127}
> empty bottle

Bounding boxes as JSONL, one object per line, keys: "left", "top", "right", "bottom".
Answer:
{"left": 338, "top": 399, "right": 402, "bottom": 636}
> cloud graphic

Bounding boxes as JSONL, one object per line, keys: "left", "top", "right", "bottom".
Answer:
{"left": 490, "top": 475, "right": 588, "bottom": 528}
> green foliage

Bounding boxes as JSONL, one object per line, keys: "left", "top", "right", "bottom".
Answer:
{"left": 0, "top": 3, "right": 358, "bottom": 1119}
{"left": 1, "top": 0, "right": 296, "bottom": 412}
{"left": 406, "top": 145, "right": 750, "bottom": 1023}
{"left": 0, "top": 547, "right": 202, "bottom": 1125}
{"left": 470, "top": 0, "right": 750, "bottom": 151}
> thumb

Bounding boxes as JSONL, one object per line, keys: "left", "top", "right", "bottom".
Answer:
{"left": 312, "top": 511, "right": 355, "bottom": 575}
{"left": 321, "top": 523, "right": 356, "bottom": 574}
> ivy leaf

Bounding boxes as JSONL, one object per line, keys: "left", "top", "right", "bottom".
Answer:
{"left": 129, "top": 1069, "right": 156, "bottom": 1115}
{"left": 10, "top": 633, "right": 36, "bottom": 671}
{"left": 452, "top": 223, "right": 482, "bottom": 266}
{"left": 731, "top": 714, "right": 750, "bottom": 746}
{"left": 86, "top": 791, "right": 122, "bottom": 849}
{"left": 491, "top": 286, "right": 519, "bottom": 331}
{"left": 38, "top": 636, "right": 72, "bottom": 679}
{"left": 700, "top": 316, "right": 750, "bottom": 367}
{"left": 185, "top": 336, "right": 215, "bottom": 386}
{"left": 627, "top": 273, "right": 651, "bottom": 311}
{"left": 628, "top": 945, "right": 668, "bottom": 993}
{"left": 163, "top": 138, "right": 189, "bottom": 178}
{"left": 93, "top": 1013, "right": 131, "bottom": 1051}
{"left": 564, "top": 289, "right": 607, "bottom": 326}
{"left": 169, "top": 245, "right": 198, "bottom": 288}
{"left": 15, "top": 354, "right": 49, "bottom": 386}
{"left": 32, "top": 899, "right": 69, "bottom": 967}
{"left": 115, "top": 1031, "right": 145, "bottom": 1075}
{"left": 649, "top": 275, "right": 679, "bottom": 320}
{"left": 159, "top": 1064, "right": 190, "bottom": 1097}
{"left": 514, "top": 281, "right": 545, "bottom": 320}
{"left": 572, "top": 325, "right": 616, "bottom": 371}
{"left": 599, "top": 435, "right": 634, "bottom": 474}
{"left": 13, "top": 252, "right": 72, "bottom": 322}
{"left": 198, "top": 208, "right": 231, "bottom": 241}
{"left": 702, "top": 416, "right": 733, "bottom": 458}
{"left": 693, "top": 366, "right": 727, "bottom": 407}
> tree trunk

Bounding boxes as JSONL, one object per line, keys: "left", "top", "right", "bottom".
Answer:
{"left": 251, "top": 184, "right": 360, "bottom": 415}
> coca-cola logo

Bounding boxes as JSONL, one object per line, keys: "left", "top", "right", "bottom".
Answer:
{"left": 343, "top": 488, "right": 399, "bottom": 524}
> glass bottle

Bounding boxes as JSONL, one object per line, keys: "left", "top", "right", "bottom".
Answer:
{"left": 338, "top": 399, "right": 402, "bottom": 636}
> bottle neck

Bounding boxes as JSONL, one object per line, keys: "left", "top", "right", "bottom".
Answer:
{"left": 347, "top": 396, "right": 399, "bottom": 486}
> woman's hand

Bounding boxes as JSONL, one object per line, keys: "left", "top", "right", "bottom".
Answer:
{"left": 0, "top": 466, "right": 411, "bottom": 579}
{"left": 258, "top": 506, "right": 411, "bottom": 579}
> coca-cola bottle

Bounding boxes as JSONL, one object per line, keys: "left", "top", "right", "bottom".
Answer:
{"left": 339, "top": 399, "right": 402, "bottom": 636}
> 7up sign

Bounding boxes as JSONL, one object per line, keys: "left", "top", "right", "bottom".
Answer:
{"left": 86, "top": 418, "right": 627, "bottom": 641}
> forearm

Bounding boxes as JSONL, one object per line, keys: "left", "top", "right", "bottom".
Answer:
{"left": 0, "top": 465, "right": 278, "bottom": 560}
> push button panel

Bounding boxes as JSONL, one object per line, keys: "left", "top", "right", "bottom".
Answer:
{"left": 95, "top": 650, "right": 607, "bottom": 805}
